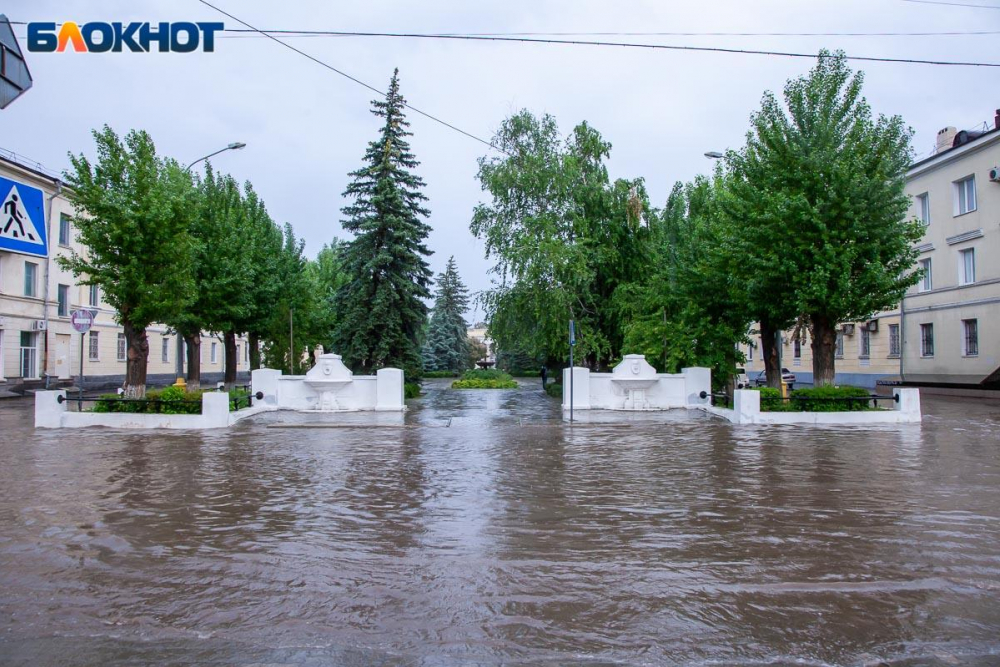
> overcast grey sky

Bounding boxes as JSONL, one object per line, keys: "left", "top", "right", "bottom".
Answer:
{"left": 3, "top": 1, "right": 998, "bottom": 321}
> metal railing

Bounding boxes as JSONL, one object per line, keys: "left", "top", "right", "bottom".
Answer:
{"left": 700, "top": 390, "right": 899, "bottom": 410}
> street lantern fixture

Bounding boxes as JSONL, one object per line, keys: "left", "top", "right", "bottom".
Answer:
{"left": 704, "top": 151, "right": 724, "bottom": 159}
{"left": 184, "top": 141, "right": 247, "bottom": 172}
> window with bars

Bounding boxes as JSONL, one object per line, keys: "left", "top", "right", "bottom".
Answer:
{"left": 793, "top": 337, "right": 802, "bottom": 359}
{"left": 835, "top": 332, "right": 844, "bottom": 358}
{"left": 888, "top": 324, "right": 900, "bottom": 357}
{"left": 117, "top": 333, "right": 126, "bottom": 361}
{"left": 963, "top": 319, "right": 978, "bottom": 357}
{"left": 920, "top": 323, "right": 934, "bottom": 357}
{"left": 162, "top": 337, "right": 170, "bottom": 363}
{"left": 859, "top": 327, "right": 870, "bottom": 358}
{"left": 89, "top": 331, "right": 99, "bottom": 361}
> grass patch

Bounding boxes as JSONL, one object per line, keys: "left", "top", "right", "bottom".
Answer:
{"left": 452, "top": 369, "right": 518, "bottom": 389}
{"left": 544, "top": 382, "right": 563, "bottom": 399}
{"left": 423, "top": 370, "right": 460, "bottom": 378}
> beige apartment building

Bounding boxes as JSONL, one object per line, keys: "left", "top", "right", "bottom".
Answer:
{"left": 0, "top": 151, "right": 250, "bottom": 392}
{"left": 743, "top": 110, "right": 1000, "bottom": 389}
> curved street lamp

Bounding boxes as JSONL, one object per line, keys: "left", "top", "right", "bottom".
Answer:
{"left": 184, "top": 141, "right": 247, "bottom": 172}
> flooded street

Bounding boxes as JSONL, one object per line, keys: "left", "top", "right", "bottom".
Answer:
{"left": 1, "top": 381, "right": 999, "bottom": 666}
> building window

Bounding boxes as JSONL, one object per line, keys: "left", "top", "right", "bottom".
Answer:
{"left": 859, "top": 326, "right": 871, "bottom": 358}
{"left": 89, "top": 284, "right": 99, "bottom": 307}
{"left": 211, "top": 341, "right": 217, "bottom": 364}
{"left": 23, "top": 261, "right": 37, "bottom": 297}
{"left": 117, "top": 333, "right": 127, "bottom": 362}
{"left": 920, "top": 323, "right": 934, "bottom": 357}
{"left": 162, "top": 337, "right": 170, "bottom": 363}
{"left": 89, "top": 331, "right": 99, "bottom": 361}
{"left": 919, "top": 258, "right": 932, "bottom": 292}
{"left": 58, "top": 213, "right": 71, "bottom": 245}
{"left": 959, "top": 248, "right": 975, "bottom": 285}
{"left": 835, "top": 332, "right": 844, "bottom": 358}
{"left": 19, "top": 331, "right": 37, "bottom": 378}
{"left": 57, "top": 284, "right": 69, "bottom": 317}
{"left": 963, "top": 319, "right": 978, "bottom": 357}
{"left": 236, "top": 344, "right": 241, "bottom": 366}
{"left": 888, "top": 324, "right": 900, "bottom": 357}
{"left": 916, "top": 192, "right": 930, "bottom": 225}
{"left": 245, "top": 342, "right": 249, "bottom": 362}
{"left": 954, "top": 175, "right": 976, "bottom": 215}
{"left": 747, "top": 342, "right": 753, "bottom": 362}
{"left": 793, "top": 337, "right": 801, "bottom": 359}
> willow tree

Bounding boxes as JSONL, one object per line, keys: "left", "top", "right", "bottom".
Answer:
{"left": 61, "top": 127, "right": 195, "bottom": 397}
{"left": 725, "top": 51, "right": 922, "bottom": 386}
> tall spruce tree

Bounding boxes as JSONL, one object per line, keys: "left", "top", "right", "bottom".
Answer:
{"left": 422, "top": 257, "right": 471, "bottom": 373}
{"left": 332, "top": 69, "right": 433, "bottom": 376}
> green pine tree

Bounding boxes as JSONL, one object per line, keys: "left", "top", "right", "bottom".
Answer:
{"left": 422, "top": 256, "right": 471, "bottom": 373}
{"left": 332, "top": 69, "right": 433, "bottom": 377}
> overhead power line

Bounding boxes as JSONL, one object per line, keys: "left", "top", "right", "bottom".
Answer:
{"left": 217, "top": 28, "right": 1000, "bottom": 38}
{"left": 211, "top": 29, "right": 1000, "bottom": 67}
{"left": 195, "top": 0, "right": 499, "bottom": 152}
{"left": 901, "top": 0, "right": 1000, "bottom": 8}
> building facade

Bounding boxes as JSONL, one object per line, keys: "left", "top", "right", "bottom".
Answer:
{"left": 743, "top": 111, "right": 1000, "bottom": 389}
{"left": 0, "top": 151, "right": 250, "bottom": 391}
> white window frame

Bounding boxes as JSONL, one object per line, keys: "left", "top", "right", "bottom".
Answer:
{"left": 920, "top": 323, "right": 934, "bottom": 358}
{"left": 962, "top": 319, "right": 978, "bottom": 357}
{"left": 236, "top": 344, "right": 241, "bottom": 366}
{"left": 57, "top": 283, "right": 69, "bottom": 317}
{"left": 58, "top": 213, "right": 71, "bottom": 246}
{"left": 835, "top": 332, "right": 844, "bottom": 358}
{"left": 89, "top": 284, "right": 99, "bottom": 307}
{"left": 24, "top": 261, "right": 37, "bottom": 297}
{"left": 958, "top": 248, "right": 975, "bottom": 286}
{"left": 953, "top": 175, "right": 977, "bottom": 216}
{"left": 89, "top": 331, "right": 99, "bottom": 361}
{"left": 161, "top": 337, "right": 170, "bottom": 364}
{"left": 747, "top": 342, "right": 753, "bottom": 362}
{"left": 211, "top": 341, "right": 217, "bottom": 364}
{"left": 919, "top": 258, "right": 932, "bottom": 292}
{"left": 117, "top": 333, "right": 127, "bottom": 362}
{"left": 20, "top": 330, "right": 38, "bottom": 379}
{"left": 859, "top": 327, "right": 871, "bottom": 359}
{"left": 916, "top": 192, "right": 930, "bottom": 225}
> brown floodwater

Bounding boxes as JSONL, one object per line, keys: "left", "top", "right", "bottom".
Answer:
{"left": 1, "top": 381, "right": 999, "bottom": 666}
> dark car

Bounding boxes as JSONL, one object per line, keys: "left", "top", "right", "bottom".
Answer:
{"left": 752, "top": 368, "right": 796, "bottom": 389}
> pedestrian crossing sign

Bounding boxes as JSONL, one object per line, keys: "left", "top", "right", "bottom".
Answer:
{"left": 0, "top": 176, "right": 47, "bottom": 257}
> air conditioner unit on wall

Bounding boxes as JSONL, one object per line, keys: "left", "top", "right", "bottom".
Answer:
{"left": 32, "top": 320, "right": 47, "bottom": 331}
{"left": 990, "top": 166, "right": 1000, "bottom": 182}
{"left": 867, "top": 319, "right": 879, "bottom": 333}
{"left": 841, "top": 323, "right": 855, "bottom": 336}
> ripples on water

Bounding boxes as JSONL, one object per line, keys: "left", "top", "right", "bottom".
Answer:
{"left": 1, "top": 382, "right": 999, "bottom": 666}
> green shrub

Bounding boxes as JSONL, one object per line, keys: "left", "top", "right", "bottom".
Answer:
{"left": 513, "top": 369, "right": 541, "bottom": 378}
{"left": 755, "top": 386, "right": 793, "bottom": 412}
{"left": 90, "top": 386, "right": 203, "bottom": 414}
{"left": 790, "top": 385, "right": 872, "bottom": 411}
{"left": 404, "top": 382, "right": 422, "bottom": 399}
{"left": 544, "top": 382, "right": 563, "bottom": 399}
{"left": 424, "top": 370, "right": 460, "bottom": 378}
{"left": 452, "top": 377, "right": 518, "bottom": 389}
{"left": 460, "top": 368, "right": 511, "bottom": 381}
{"left": 227, "top": 387, "right": 251, "bottom": 411}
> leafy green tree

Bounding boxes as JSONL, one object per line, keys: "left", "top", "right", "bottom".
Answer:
{"left": 332, "top": 69, "right": 433, "bottom": 377}
{"left": 471, "top": 110, "right": 650, "bottom": 371}
{"left": 620, "top": 177, "right": 750, "bottom": 387}
{"left": 725, "top": 51, "right": 922, "bottom": 386}
{"left": 60, "top": 127, "right": 196, "bottom": 397}
{"left": 422, "top": 256, "right": 471, "bottom": 373}
{"left": 241, "top": 187, "right": 285, "bottom": 371}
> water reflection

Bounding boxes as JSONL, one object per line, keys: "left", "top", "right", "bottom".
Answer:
{"left": 0, "top": 386, "right": 998, "bottom": 665}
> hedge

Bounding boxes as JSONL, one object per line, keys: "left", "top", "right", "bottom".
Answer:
{"left": 452, "top": 369, "right": 518, "bottom": 389}
{"left": 753, "top": 385, "right": 874, "bottom": 412}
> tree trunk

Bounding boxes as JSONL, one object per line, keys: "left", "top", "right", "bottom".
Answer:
{"left": 122, "top": 321, "right": 149, "bottom": 398}
{"left": 759, "top": 319, "right": 782, "bottom": 389}
{"left": 185, "top": 332, "right": 201, "bottom": 391}
{"left": 248, "top": 332, "right": 261, "bottom": 370}
{"left": 223, "top": 330, "right": 238, "bottom": 389}
{"left": 810, "top": 314, "right": 837, "bottom": 387}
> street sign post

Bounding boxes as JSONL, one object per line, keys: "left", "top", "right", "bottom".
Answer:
{"left": 569, "top": 320, "right": 576, "bottom": 423}
{"left": 70, "top": 309, "right": 96, "bottom": 409}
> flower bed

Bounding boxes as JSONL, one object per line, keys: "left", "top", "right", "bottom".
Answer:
{"left": 452, "top": 369, "right": 518, "bottom": 389}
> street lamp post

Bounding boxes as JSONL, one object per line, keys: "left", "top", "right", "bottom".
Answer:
{"left": 176, "top": 141, "right": 247, "bottom": 379}
{"left": 184, "top": 141, "right": 247, "bottom": 172}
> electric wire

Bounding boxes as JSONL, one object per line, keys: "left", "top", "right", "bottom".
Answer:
{"left": 194, "top": 0, "right": 500, "bottom": 152}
